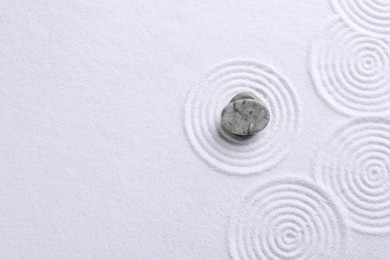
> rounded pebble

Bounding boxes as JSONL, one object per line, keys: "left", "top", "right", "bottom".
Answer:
{"left": 221, "top": 93, "right": 270, "bottom": 136}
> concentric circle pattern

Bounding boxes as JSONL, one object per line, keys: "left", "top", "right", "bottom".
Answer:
{"left": 228, "top": 177, "right": 347, "bottom": 260}
{"left": 313, "top": 118, "right": 390, "bottom": 234}
{"left": 332, "top": 0, "right": 390, "bottom": 39}
{"left": 184, "top": 60, "right": 300, "bottom": 175}
{"left": 309, "top": 18, "right": 390, "bottom": 116}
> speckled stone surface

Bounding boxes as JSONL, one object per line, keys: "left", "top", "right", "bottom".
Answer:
{"left": 221, "top": 93, "right": 270, "bottom": 136}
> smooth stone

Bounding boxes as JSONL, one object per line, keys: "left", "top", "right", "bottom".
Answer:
{"left": 230, "top": 92, "right": 257, "bottom": 102}
{"left": 221, "top": 94, "right": 270, "bottom": 136}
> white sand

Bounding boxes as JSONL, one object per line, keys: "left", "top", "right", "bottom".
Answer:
{"left": 0, "top": 0, "right": 389, "bottom": 259}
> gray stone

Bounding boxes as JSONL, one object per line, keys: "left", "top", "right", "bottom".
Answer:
{"left": 229, "top": 92, "right": 257, "bottom": 102}
{"left": 221, "top": 93, "right": 270, "bottom": 136}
